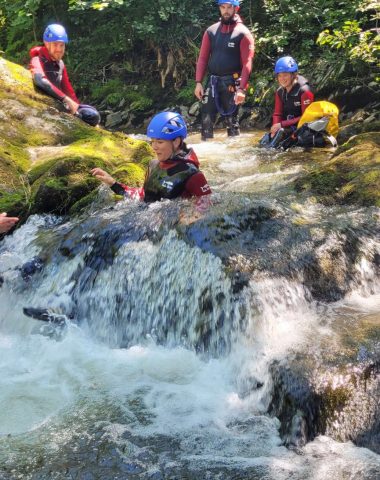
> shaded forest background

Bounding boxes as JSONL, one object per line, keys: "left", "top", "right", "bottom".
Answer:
{"left": 0, "top": 0, "right": 378, "bottom": 124}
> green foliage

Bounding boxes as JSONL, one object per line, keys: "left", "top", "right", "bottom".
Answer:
{"left": 0, "top": 0, "right": 378, "bottom": 115}
{"left": 317, "top": 20, "right": 380, "bottom": 66}
{"left": 176, "top": 80, "right": 196, "bottom": 104}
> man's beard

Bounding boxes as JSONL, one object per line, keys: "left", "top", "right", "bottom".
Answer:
{"left": 220, "top": 13, "right": 236, "bottom": 25}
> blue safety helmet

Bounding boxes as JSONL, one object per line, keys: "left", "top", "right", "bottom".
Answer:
{"left": 146, "top": 112, "right": 187, "bottom": 140}
{"left": 76, "top": 105, "right": 100, "bottom": 127}
{"left": 217, "top": 0, "right": 240, "bottom": 6}
{"left": 274, "top": 56, "right": 298, "bottom": 74}
{"left": 43, "top": 24, "right": 69, "bottom": 44}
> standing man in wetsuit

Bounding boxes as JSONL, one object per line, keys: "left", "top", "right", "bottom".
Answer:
{"left": 29, "top": 24, "right": 100, "bottom": 127}
{"left": 194, "top": 0, "right": 255, "bottom": 140}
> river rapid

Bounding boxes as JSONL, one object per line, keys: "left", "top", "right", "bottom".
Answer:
{"left": 0, "top": 132, "right": 379, "bottom": 479}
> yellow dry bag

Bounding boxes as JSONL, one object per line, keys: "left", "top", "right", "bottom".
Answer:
{"left": 297, "top": 101, "right": 339, "bottom": 137}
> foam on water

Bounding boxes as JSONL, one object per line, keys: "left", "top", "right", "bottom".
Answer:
{"left": 0, "top": 151, "right": 379, "bottom": 477}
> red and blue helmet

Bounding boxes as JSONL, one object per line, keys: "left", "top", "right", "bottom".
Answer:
{"left": 147, "top": 112, "right": 187, "bottom": 140}
{"left": 217, "top": 0, "right": 240, "bottom": 6}
{"left": 274, "top": 56, "right": 298, "bottom": 74}
{"left": 43, "top": 24, "right": 69, "bottom": 44}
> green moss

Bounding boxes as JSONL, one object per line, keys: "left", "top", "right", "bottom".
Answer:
{"left": 33, "top": 174, "right": 99, "bottom": 214}
{"left": 0, "top": 191, "right": 27, "bottom": 216}
{"left": 130, "top": 140, "right": 154, "bottom": 163}
{"left": 112, "top": 163, "right": 145, "bottom": 186}
{"left": 295, "top": 132, "right": 380, "bottom": 207}
{"left": 69, "top": 189, "right": 100, "bottom": 215}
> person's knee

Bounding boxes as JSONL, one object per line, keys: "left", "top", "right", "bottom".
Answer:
{"left": 76, "top": 105, "right": 100, "bottom": 126}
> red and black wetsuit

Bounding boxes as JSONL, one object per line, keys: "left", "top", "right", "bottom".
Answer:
{"left": 110, "top": 146, "right": 211, "bottom": 202}
{"left": 196, "top": 14, "right": 255, "bottom": 139}
{"left": 29, "top": 46, "right": 79, "bottom": 103}
{"left": 272, "top": 75, "right": 314, "bottom": 129}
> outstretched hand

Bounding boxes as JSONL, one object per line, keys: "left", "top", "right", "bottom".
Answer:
{"left": 91, "top": 167, "right": 116, "bottom": 186}
{"left": 0, "top": 212, "right": 19, "bottom": 234}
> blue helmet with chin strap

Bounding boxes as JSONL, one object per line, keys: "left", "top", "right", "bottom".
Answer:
{"left": 147, "top": 112, "right": 187, "bottom": 140}
{"left": 43, "top": 24, "right": 69, "bottom": 43}
{"left": 217, "top": 0, "right": 240, "bottom": 5}
{"left": 274, "top": 56, "right": 298, "bottom": 74}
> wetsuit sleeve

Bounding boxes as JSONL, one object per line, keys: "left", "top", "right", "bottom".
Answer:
{"left": 239, "top": 32, "right": 255, "bottom": 90}
{"left": 183, "top": 172, "right": 212, "bottom": 197}
{"left": 30, "top": 56, "right": 67, "bottom": 101}
{"left": 110, "top": 182, "right": 145, "bottom": 200}
{"left": 61, "top": 67, "right": 80, "bottom": 103}
{"left": 272, "top": 90, "right": 283, "bottom": 125}
{"left": 280, "top": 89, "right": 315, "bottom": 128}
{"left": 195, "top": 31, "right": 211, "bottom": 83}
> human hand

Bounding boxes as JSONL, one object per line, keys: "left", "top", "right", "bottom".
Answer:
{"left": 64, "top": 96, "right": 79, "bottom": 114}
{"left": 270, "top": 123, "right": 282, "bottom": 135}
{"left": 235, "top": 90, "right": 246, "bottom": 105}
{"left": 0, "top": 212, "right": 19, "bottom": 234}
{"left": 91, "top": 168, "right": 115, "bottom": 186}
{"left": 194, "top": 82, "right": 204, "bottom": 101}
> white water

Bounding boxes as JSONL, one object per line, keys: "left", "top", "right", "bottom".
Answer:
{"left": 0, "top": 213, "right": 379, "bottom": 479}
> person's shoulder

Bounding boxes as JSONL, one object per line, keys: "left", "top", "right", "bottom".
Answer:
{"left": 207, "top": 22, "right": 221, "bottom": 35}
{"left": 297, "top": 75, "right": 311, "bottom": 90}
{"left": 29, "top": 45, "right": 43, "bottom": 58}
{"left": 235, "top": 22, "right": 251, "bottom": 36}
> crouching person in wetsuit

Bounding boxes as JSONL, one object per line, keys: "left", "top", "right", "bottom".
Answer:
{"left": 91, "top": 112, "right": 211, "bottom": 202}
{"left": 194, "top": 0, "right": 255, "bottom": 140}
{"left": 259, "top": 56, "right": 314, "bottom": 148}
{"left": 29, "top": 24, "right": 100, "bottom": 127}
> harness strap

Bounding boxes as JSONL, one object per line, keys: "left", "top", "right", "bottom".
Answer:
{"left": 57, "top": 60, "right": 64, "bottom": 84}
{"left": 210, "top": 75, "right": 237, "bottom": 116}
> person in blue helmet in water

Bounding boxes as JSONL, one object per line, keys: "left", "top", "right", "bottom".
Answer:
{"left": 91, "top": 112, "right": 211, "bottom": 202}
{"left": 194, "top": 0, "right": 255, "bottom": 140}
{"left": 29, "top": 24, "right": 100, "bottom": 127}
{"left": 260, "top": 56, "right": 314, "bottom": 148}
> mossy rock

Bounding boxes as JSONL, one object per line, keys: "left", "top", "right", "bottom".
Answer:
{"left": 0, "top": 56, "right": 154, "bottom": 219}
{"left": 112, "top": 163, "right": 145, "bottom": 186}
{"left": 69, "top": 189, "right": 100, "bottom": 215}
{"left": 295, "top": 132, "right": 380, "bottom": 207}
{"left": 31, "top": 157, "right": 105, "bottom": 214}
{"left": 33, "top": 175, "right": 99, "bottom": 214}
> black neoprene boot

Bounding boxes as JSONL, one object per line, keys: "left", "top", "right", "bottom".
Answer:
{"left": 201, "top": 114, "right": 214, "bottom": 141}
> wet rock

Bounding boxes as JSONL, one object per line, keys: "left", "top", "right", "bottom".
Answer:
{"left": 268, "top": 361, "right": 320, "bottom": 447}
{"left": 188, "top": 102, "right": 200, "bottom": 116}
{"left": 105, "top": 111, "right": 123, "bottom": 129}
{"left": 295, "top": 132, "right": 380, "bottom": 207}
{"left": 269, "top": 349, "right": 380, "bottom": 453}
{"left": 20, "top": 256, "right": 44, "bottom": 281}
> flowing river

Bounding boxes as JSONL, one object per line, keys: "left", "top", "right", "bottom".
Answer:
{"left": 0, "top": 132, "right": 379, "bottom": 479}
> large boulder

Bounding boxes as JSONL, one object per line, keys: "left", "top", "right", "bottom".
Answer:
{"left": 0, "top": 57, "right": 153, "bottom": 219}
{"left": 295, "top": 132, "right": 380, "bottom": 207}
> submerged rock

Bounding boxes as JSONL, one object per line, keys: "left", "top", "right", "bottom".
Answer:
{"left": 269, "top": 314, "right": 380, "bottom": 453}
